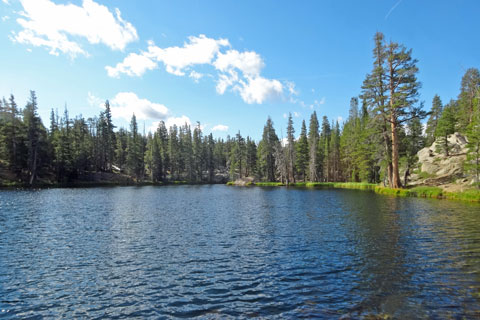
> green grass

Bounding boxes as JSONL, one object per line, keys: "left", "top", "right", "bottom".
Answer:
{"left": 333, "top": 182, "right": 377, "bottom": 190}
{"left": 254, "top": 182, "right": 285, "bottom": 186}
{"left": 445, "top": 189, "right": 480, "bottom": 202}
{"left": 225, "top": 180, "right": 480, "bottom": 202}
{"left": 410, "top": 186, "right": 443, "bottom": 198}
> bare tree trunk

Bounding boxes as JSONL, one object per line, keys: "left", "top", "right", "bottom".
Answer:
{"left": 390, "top": 116, "right": 402, "bottom": 188}
{"left": 382, "top": 124, "right": 393, "bottom": 187}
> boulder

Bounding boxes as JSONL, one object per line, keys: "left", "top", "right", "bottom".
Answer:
{"left": 412, "top": 132, "right": 471, "bottom": 189}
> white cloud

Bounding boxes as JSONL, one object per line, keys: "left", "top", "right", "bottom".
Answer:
{"left": 285, "top": 81, "right": 298, "bottom": 96}
{"left": 235, "top": 76, "right": 283, "bottom": 104}
{"left": 337, "top": 116, "right": 343, "bottom": 123}
{"left": 2, "top": 15, "right": 10, "bottom": 21}
{"left": 212, "top": 124, "right": 229, "bottom": 132}
{"left": 87, "top": 91, "right": 103, "bottom": 107}
{"left": 283, "top": 113, "right": 288, "bottom": 119}
{"left": 293, "top": 111, "right": 300, "bottom": 117}
{"left": 213, "top": 49, "right": 263, "bottom": 76}
{"left": 106, "top": 52, "right": 156, "bottom": 77}
{"left": 165, "top": 115, "right": 191, "bottom": 129}
{"left": 12, "top": 0, "right": 138, "bottom": 58}
{"left": 2, "top": 0, "right": 9, "bottom": 5}
{"left": 106, "top": 35, "right": 229, "bottom": 77}
{"left": 189, "top": 70, "right": 203, "bottom": 83}
{"left": 107, "top": 34, "right": 291, "bottom": 105}
{"left": 145, "top": 35, "right": 229, "bottom": 76}
{"left": 215, "top": 70, "right": 239, "bottom": 95}
{"left": 109, "top": 92, "right": 169, "bottom": 121}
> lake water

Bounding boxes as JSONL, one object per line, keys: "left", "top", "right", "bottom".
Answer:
{"left": 1, "top": 185, "right": 480, "bottom": 319}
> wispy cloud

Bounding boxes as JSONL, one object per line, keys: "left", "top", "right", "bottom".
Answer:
{"left": 385, "top": 0, "right": 402, "bottom": 20}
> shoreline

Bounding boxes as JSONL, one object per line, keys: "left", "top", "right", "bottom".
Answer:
{"left": 227, "top": 181, "right": 480, "bottom": 203}
{"left": 0, "top": 180, "right": 224, "bottom": 190}
{"left": 1, "top": 179, "right": 479, "bottom": 203}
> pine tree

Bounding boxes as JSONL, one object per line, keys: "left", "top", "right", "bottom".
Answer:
{"left": 435, "top": 103, "right": 457, "bottom": 156}
{"left": 245, "top": 136, "right": 257, "bottom": 177}
{"left": 362, "top": 32, "right": 425, "bottom": 188}
{"left": 286, "top": 113, "right": 296, "bottom": 183}
{"left": 206, "top": 133, "right": 215, "bottom": 182}
{"left": 0, "top": 95, "right": 24, "bottom": 176}
{"left": 320, "top": 116, "right": 331, "bottom": 181}
{"left": 192, "top": 122, "right": 203, "bottom": 181}
{"left": 361, "top": 32, "right": 393, "bottom": 186}
{"left": 230, "top": 131, "right": 245, "bottom": 179}
{"left": 458, "top": 68, "right": 480, "bottom": 130}
{"left": 258, "top": 117, "right": 278, "bottom": 181}
{"left": 126, "top": 114, "right": 143, "bottom": 180}
{"left": 103, "top": 100, "right": 116, "bottom": 171}
{"left": 295, "top": 120, "right": 309, "bottom": 182}
{"left": 330, "top": 121, "right": 341, "bottom": 181}
{"left": 425, "top": 94, "right": 443, "bottom": 146}
{"left": 23, "top": 91, "right": 41, "bottom": 185}
{"left": 115, "top": 128, "right": 128, "bottom": 171}
{"left": 156, "top": 121, "right": 169, "bottom": 180}
{"left": 465, "top": 92, "right": 480, "bottom": 186}
{"left": 308, "top": 112, "right": 320, "bottom": 181}
{"left": 168, "top": 125, "right": 179, "bottom": 180}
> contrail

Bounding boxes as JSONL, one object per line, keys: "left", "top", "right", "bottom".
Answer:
{"left": 385, "top": 0, "right": 403, "bottom": 20}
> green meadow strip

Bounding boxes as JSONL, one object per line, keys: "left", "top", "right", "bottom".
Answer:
{"left": 227, "top": 181, "right": 480, "bottom": 202}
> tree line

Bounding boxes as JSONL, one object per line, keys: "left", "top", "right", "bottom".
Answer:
{"left": 1, "top": 32, "right": 479, "bottom": 187}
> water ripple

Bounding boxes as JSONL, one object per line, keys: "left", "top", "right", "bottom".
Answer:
{"left": 1, "top": 186, "right": 480, "bottom": 318}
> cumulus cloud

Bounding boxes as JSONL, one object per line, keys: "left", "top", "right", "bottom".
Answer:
{"left": 106, "top": 52, "right": 156, "bottom": 77}
{"left": 165, "top": 115, "right": 191, "bottom": 129}
{"left": 108, "top": 92, "right": 169, "bottom": 121}
{"left": 213, "top": 49, "right": 263, "bottom": 76}
{"left": 146, "top": 35, "right": 229, "bottom": 76}
{"left": 107, "top": 34, "right": 292, "bottom": 104}
{"left": 12, "top": 0, "right": 138, "bottom": 58}
{"left": 212, "top": 124, "right": 229, "bottom": 132}
{"left": 107, "top": 35, "right": 229, "bottom": 77}
{"left": 2, "top": 0, "right": 9, "bottom": 5}
{"left": 235, "top": 76, "right": 283, "bottom": 104}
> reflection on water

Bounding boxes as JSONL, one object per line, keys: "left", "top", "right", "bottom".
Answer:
{"left": 0, "top": 185, "right": 480, "bottom": 318}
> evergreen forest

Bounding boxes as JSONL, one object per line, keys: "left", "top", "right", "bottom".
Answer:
{"left": 1, "top": 32, "right": 479, "bottom": 188}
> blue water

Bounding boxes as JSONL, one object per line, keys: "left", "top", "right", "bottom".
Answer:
{"left": 1, "top": 185, "right": 480, "bottom": 319}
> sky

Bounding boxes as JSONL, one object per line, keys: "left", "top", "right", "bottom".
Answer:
{"left": 0, "top": 0, "right": 479, "bottom": 140}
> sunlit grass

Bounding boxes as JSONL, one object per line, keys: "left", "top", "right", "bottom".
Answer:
{"left": 225, "top": 180, "right": 480, "bottom": 202}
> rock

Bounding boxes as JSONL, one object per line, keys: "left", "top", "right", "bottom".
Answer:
{"left": 412, "top": 132, "right": 472, "bottom": 189}
{"left": 232, "top": 177, "right": 255, "bottom": 186}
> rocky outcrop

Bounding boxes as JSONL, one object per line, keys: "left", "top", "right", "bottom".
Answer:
{"left": 410, "top": 132, "right": 471, "bottom": 191}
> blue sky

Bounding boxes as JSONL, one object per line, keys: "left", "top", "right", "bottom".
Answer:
{"left": 0, "top": 0, "right": 479, "bottom": 139}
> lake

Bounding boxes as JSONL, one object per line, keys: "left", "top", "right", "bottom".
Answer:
{"left": 1, "top": 185, "right": 480, "bottom": 319}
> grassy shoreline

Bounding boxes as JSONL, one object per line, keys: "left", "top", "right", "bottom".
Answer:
{"left": 227, "top": 181, "right": 480, "bottom": 202}
{"left": 0, "top": 180, "right": 224, "bottom": 189}
{"left": 2, "top": 179, "right": 479, "bottom": 202}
